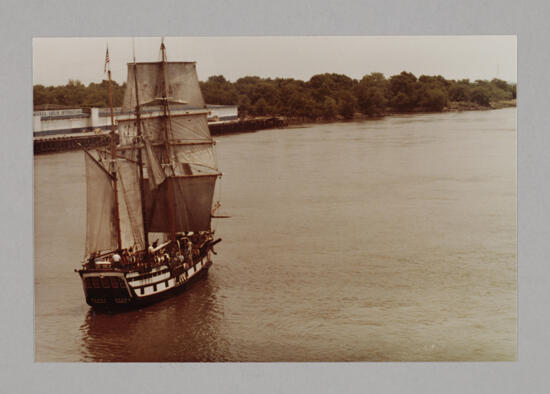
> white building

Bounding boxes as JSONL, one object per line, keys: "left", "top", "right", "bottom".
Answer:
{"left": 33, "top": 105, "right": 238, "bottom": 137}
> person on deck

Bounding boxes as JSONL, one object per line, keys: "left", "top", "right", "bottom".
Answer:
{"left": 187, "top": 239, "right": 194, "bottom": 262}
{"left": 112, "top": 253, "right": 121, "bottom": 267}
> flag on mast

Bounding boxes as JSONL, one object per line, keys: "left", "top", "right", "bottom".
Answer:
{"left": 104, "top": 46, "right": 110, "bottom": 73}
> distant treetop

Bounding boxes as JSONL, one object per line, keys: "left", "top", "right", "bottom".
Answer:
{"left": 34, "top": 72, "right": 516, "bottom": 120}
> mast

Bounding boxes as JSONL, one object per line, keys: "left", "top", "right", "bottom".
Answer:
{"left": 133, "top": 56, "right": 149, "bottom": 251}
{"left": 159, "top": 40, "right": 177, "bottom": 242}
{"left": 118, "top": 47, "right": 217, "bottom": 236}
{"left": 106, "top": 45, "right": 122, "bottom": 250}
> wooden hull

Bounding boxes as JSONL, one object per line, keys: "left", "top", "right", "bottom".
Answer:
{"left": 78, "top": 258, "right": 212, "bottom": 311}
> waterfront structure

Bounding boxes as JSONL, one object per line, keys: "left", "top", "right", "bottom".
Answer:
{"left": 33, "top": 104, "right": 238, "bottom": 137}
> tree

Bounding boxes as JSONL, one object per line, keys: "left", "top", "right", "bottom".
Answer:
{"left": 321, "top": 97, "right": 338, "bottom": 119}
{"left": 471, "top": 87, "right": 491, "bottom": 106}
{"left": 337, "top": 91, "right": 357, "bottom": 119}
{"left": 421, "top": 88, "right": 447, "bottom": 111}
{"left": 237, "top": 95, "right": 252, "bottom": 117}
{"left": 253, "top": 97, "right": 270, "bottom": 116}
{"left": 275, "top": 78, "right": 304, "bottom": 115}
{"left": 33, "top": 85, "right": 48, "bottom": 106}
{"left": 308, "top": 73, "right": 355, "bottom": 103}
{"left": 391, "top": 92, "right": 410, "bottom": 111}
{"left": 200, "top": 75, "right": 238, "bottom": 105}
{"left": 287, "top": 92, "right": 317, "bottom": 119}
{"left": 389, "top": 71, "right": 418, "bottom": 111}
{"left": 356, "top": 73, "right": 388, "bottom": 115}
{"left": 64, "top": 79, "right": 86, "bottom": 106}
{"left": 33, "top": 71, "right": 515, "bottom": 116}
{"left": 449, "top": 83, "right": 471, "bottom": 101}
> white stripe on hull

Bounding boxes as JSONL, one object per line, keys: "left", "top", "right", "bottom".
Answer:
{"left": 133, "top": 260, "right": 207, "bottom": 298}
{"left": 79, "top": 257, "right": 211, "bottom": 307}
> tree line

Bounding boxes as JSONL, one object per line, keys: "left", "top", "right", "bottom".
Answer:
{"left": 33, "top": 79, "right": 126, "bottom": 109}
{"left": 34, "top": 72, "right": 516, "bottom": 120}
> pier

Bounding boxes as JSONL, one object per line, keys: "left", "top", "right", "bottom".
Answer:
{"left": 34, "top": 132, "right": 115, "bottom": 154}
{"left": 33, "top": 117, "right": 288, "bottom": 154}
{"left": 209, "top": 117, "right": 287, "bottom": 135}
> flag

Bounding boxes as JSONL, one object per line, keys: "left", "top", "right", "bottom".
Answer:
{"left": 104, "top": 46, "right": 110, "bottom": 73}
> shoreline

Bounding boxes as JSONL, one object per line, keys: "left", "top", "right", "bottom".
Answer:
{"left": 283, "top": 99, "right": 516, "bottom": 128}
{"left": 34, "top": 101, "right": 516, "bottom": 154}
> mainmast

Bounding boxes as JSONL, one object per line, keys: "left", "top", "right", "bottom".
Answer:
{"left": 106, "top": 45, "right": 122, "bottom": 250}
{"left": 116, "top": 43, "right": 217, "bottom": 238}
{"left": 159, "top": 40, "right": 177, "bottom": 242}
{"left": 133, "top": 55, "right": 149, "bottom": 251}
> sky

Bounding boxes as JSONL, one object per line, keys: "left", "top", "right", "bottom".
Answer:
{"left": 33, "top": 36, "right": 516, "bottom": 86}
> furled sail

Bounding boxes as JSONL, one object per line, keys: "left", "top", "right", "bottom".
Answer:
{"left": 84, "top": 152, "right": 117, "bottom": 255}
{"left": 123, "top": 62, "right": 206, "bottom": 110}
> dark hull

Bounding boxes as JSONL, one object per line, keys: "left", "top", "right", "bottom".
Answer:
{"left": 78, "top": 259, "right": 212, "bottom": 311}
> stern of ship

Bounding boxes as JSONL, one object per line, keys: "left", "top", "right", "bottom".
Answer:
{"left": 78, "top": 270, "right": 134, "bottom": 308}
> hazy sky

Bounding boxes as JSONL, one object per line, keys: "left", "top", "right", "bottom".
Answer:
{"left": 33, "top": 36, "right": 516, "bottom": 86}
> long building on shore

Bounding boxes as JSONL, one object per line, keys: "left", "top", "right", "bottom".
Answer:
{"left": 33, "top": 104, "right": 238, "bottom": 137}
{"left": 33, "top": 104, "right": 288, "bottom": 154}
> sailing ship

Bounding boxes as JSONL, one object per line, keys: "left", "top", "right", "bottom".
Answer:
{"left": 76, "top": 41, "right": 222, "bottom": 309}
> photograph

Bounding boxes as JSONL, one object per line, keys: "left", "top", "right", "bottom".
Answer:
{"left": 33, "top": 36, "right": 516, "bottom": 362}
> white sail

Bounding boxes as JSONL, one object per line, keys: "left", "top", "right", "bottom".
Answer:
{"left": 118, "top": 118, "right": 138, "bottom": 146}
{"left": 170, "top": 114, "right": 212, "bottom": 141}
{"left": 172, "top": 144, "right": 218, "bottom": 171}
{"left": 143, "top": 136, "right": 167, "bottom": 189}
{"left": 116, "top": 159, "right": 146, "bottom": 251}
{"left": 85, "top": 152, "right": 117, "bottom": 255}
{"left": 123, "top": 62, "right": 205, "bottom": 110}
{"left": 114, "top": 55, "right": 221, "bottom": 240}
{"left": 118, "top": 113, "right": 212, "bottom": 144}
{"left": 78, "top": 43, "right": 222, "bottom": 311}
{"left": 118, "top": 114, "right": 218, "bottom": 171}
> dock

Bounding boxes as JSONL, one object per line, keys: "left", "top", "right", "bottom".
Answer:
{"left": 209, "top": 117, "right": 287, "bottom": 135}
{"left": 34, "top": 132, "right": 114, "bottom": 154}
{"left": 33, "top": 117, "right": 288, "bottom": 154}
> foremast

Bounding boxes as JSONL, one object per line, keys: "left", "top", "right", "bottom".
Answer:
{"left": 106, "top": 45, "right": 122, "bottom": 250}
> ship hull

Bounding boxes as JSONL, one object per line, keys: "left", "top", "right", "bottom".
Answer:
{"left": 78, "top": 257, "right": 212, "bottom": 311}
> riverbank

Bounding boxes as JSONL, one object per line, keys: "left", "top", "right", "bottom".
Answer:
{"left": 34, "top": 102, "right": 515, "bottom": 154}
{"left": 285, "top": 99, "right": 516, "bottom": 127}
{"left": 447, "top": 99, "right": 516, "bottom": 111}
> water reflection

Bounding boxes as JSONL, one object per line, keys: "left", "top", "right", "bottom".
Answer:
{"left": 79, "top": 276, "right": 229, "bottom": 361}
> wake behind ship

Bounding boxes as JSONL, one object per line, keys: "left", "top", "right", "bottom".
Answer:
{"left": 76, "top": 42, "right": 223, "bottom": 310}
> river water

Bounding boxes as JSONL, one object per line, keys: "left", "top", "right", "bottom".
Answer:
{"left": 34, "top": 108, "right": 516, "bottom": 361}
